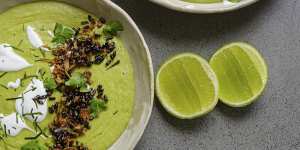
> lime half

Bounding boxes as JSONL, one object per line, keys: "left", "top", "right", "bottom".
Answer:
{"left": 210, "top": 42, "right": 268, "bottom": 107}
{"left": 156, "top": 53, "right": 219, "bottom": 119}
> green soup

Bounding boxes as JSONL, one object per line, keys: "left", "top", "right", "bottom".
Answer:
{"left": 0, "top": 1, "right": 135, "bottom": 149}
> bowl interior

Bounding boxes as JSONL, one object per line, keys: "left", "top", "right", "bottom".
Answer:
{"left": 0, "top": 0, "right": 154, "bottom": 149}
{"left": 150, "top": 0, "right": 259, "bottom": 13}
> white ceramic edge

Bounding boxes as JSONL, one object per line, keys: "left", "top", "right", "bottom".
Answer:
{"left": 149, "top": 0, "right": 259, "bottom": 14}
{"left": 103, "top": 1, "right": 154, "bottom": 149}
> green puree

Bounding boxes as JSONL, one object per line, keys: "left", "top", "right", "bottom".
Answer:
{"left": 0, "top": 1, "right": 135, "bottom": 149}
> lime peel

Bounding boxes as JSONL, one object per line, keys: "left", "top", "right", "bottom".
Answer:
{"left": 156, "top": 53, "right": 219, "bottom": 119}
{"left": 210, "top": 42, "right": 268, "bottom": 107}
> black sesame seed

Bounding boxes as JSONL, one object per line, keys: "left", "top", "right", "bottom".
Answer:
{"left": 94, "top": 55, "right": 104, "bottom": 64}
{"left": 88, "top": 15, "right": 93, "bottom": 22}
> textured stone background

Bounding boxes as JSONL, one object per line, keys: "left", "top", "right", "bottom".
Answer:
{"left": 112, "top": 0, "right": 300, "bottom": 149}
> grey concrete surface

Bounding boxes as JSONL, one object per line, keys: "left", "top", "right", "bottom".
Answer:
{"left": 112, "top": 0, "right": 300, "bottom": 150}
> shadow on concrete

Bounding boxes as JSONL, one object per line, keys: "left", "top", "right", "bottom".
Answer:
{"left": 215, "top": 87, "right": 271, "bottom": 121}
{"left": 154, "top": 95, "right": 215, "bottom": 131}
{"left": 115, "top": 0, "right": 272, "bottom": 46}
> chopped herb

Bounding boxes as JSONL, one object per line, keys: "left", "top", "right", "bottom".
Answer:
{"left": 40, "top": 26, "right": 46, "bottom": 31}
{"left": 43, "top": 78, "right": 57, "bottom": 90}
{"left": 34, "top": 118, "right": 38, "bottom": 125}
{"left": 4, "top": 45, "right": 24, "bottom": 52}
{"left": 3, "top": 125, "right": 7, "bottom": 137}
{"left": 21, "top": 73, "right": 38, "bottom": 82}
{"left": 24, "top": 132, "right": 42, "bottom": 140}
{"left": 6, "top": 96, "right": 23, "bottom": 101}
{"left": 103, "top": 21, "right": 124, "bottom": 36}
{"left": 30, "top": 108, "right": 35, "bottom": 119}
{"left": 21, "top": 94, "right": 25, "bottom": 114}
{"left": 20, "top": 73, "right": 38, "bottom": 87}
{"left": 16, "top": 112, "right": 19, "bottom": 124}
{"left": 65, "top": 72, "right": 86, "bottom": 88}
{"left": 52, "top": 23, "right": 75, "bottom": 44}
{"left": 105, "top": 59, "right": 112, "bottom": 67}
{"left": 32, "top": 98, "right": 38, "bottom": 109}
{"left": 0, "top": 84, "right": 8, "bottom": 89}
{"left": 25, "top": 122, "right": 47, "bottom": 140}
{"left": 33, "top": 95, "right": 48, "bottom": 105}
{"left": 110, "top": 51, "right": 116, "bottom": 60}
{"left": 23, "top": 75, "right": 39, "bottom": 80}
{"left": 21, "top": 140, "right": 48, "bottom": 150}
{"left": 24, "top": 87, "right": 37, "bottom": 94}
{"left": 22, "top": 112, "right": 43, "bottom": 117}
{"left": 38, "top": 68, "right": 46, "bottom": 79}
{"left": 34, "top": 58, "right": 51, "bottom": 62}
{"left": 0, "top": 72, "right": 7, "bottom": 78}
{"left": 89, "top": 98, "right": 106, "bottom": 118}
{"left": 38, "top": 48, "right": 46, "bottom": 58}
{"left": 113, "top": 110, "right": 119, "bottom": 115}
{"left": 17, "top": 39, "right": 24, "bottom": 47}
{"left": 34, "top": 120, "right": 48, "bottom": 138}
{"left": 106, "top": 60, "right": 120, "bottom": 70}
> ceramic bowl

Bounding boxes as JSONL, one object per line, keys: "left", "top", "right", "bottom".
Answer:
{"left": 0, "top": 0, "right": 154, "bottom": 149}
{"left": 149, "top": 0, "right": 259, "bottom": 14}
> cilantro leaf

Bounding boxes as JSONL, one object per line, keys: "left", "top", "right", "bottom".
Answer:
{"left": 103, "top": 21, "right": 124, "bottom": 36}
{"left": 90, "top": 98, "right": 106, "bottom": 118}
{"left": 52, "top": 23, "right": 75, "bottom": 44}
{"left": 65, "top": 72, "right": 86, "bottom": 88}
{"left": 43, "top": 78, "right": 57, "bottom": 90}
{"left": 80, "top": 85, "right": 91, "bottom": 93}
{"left": 53, "top": 23, "right": 63, "bottom": 35}
{"left": 21, "top": 140, "right": 47, "bottom": 150}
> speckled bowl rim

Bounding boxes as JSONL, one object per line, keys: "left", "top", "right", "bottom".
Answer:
{"left": 149, "top": 0, "right": 259, "bottom": 14}
{"left": 103, "top": 1, "right": 154, "bottom": 149}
